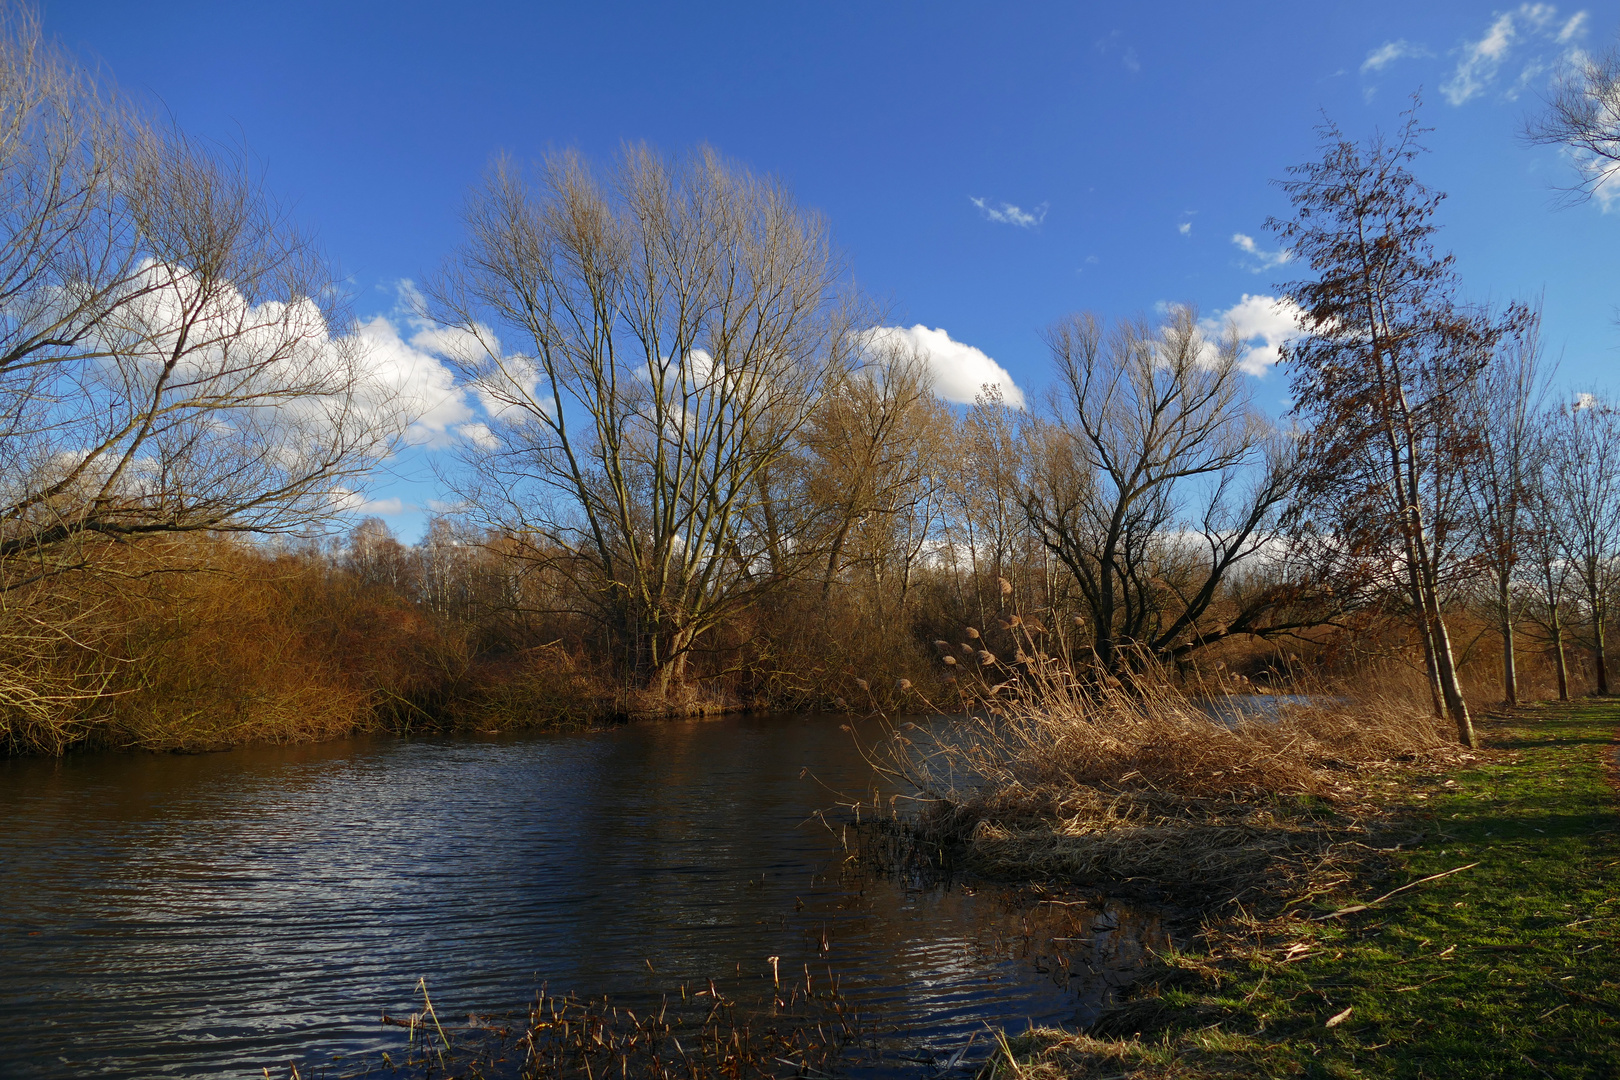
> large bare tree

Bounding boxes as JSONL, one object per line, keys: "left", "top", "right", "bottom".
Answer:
{"left": 801, "top": 340, "right": 949, "bottom": 616}
{"left": 427, "top": 146, "right": 856, "bottom": 697}
{"left": 0, "top": 7, "right": 400, "bottom": 749}
{"left": 0, "top": 9, "right": 391, "bottom": 580}
{"left": 1022, "top": 306, "right": 1297, "bottom": 675}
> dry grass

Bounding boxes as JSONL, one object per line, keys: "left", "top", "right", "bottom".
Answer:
{"left": 868, "top": 636, "right": 1459, "bottom": 909}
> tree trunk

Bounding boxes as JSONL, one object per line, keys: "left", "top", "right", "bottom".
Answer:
{"left": 1418, "top": 613, "right": 1445, "bottom": 720}
{"left": 1595, "top": 603, "right": 1610, "bottom": 696}
{"left": 1499, "top": 571, "right": 1518, "bottom": 706}
{"left": 1429, "top": 608, "right": 1476, "bottom": 747}
{"left": 1404, "top": 539, "right": 1445, "bottom": 719}
{"left": 1549, "top": 604, "right": 1570, "bottom": 701}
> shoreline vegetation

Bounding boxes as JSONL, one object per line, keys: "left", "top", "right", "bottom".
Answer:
{"left": 933, "top": 697, "right": 1620, "bottom": 1079}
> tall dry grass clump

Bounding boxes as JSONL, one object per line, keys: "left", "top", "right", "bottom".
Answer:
{"left": 872, "top": 635, "right": 1452, "bottom": 907}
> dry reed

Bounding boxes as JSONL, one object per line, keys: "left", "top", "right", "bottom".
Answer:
{"left": 333, "top": 971, "right": 863, "bottom": 1080}
{"left": 867, "top": 630, "right": 1455, "bottom": 908}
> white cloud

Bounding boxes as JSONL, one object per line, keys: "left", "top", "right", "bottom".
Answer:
{"left": 858, "top": 325, "right": 1025, "bottom": 407}
{"left": 1201, "top": 294, "right": 1309, "bottom": 377}
{"left": 1178, "top": 222, "right": 1192, "bottom": 235}
{"left": 1557, "top": 10, "right": 1589, "bottom": 42}
{"left": 352, "top": 315, "right": 475, "bottom": 448}
{"left": 1362, "top": 39, "right": 1432, "bottom": 73}
{"left": 329, "top": 488, "right": 411, "bottom": 517}
{"left": 1593, "top": 160, "right": 1620, "bottom": 212}
{"left": 1231, "top": 233, "right": 1292, "bottom": 271}
{"left": 455, "top": 421, "right": 498, "bottom": 448}
{"left": 1094, "top": 30, "right": 1140, "bottom": 72}
{"left": 1442, "top": 4, "right": 1589, "bottom": 105}
{"left": 970, "top": 197, "right": 1048, "bottom": 228}
{"left": 1444, "top": 12, "right": 1522, "bottom": 104}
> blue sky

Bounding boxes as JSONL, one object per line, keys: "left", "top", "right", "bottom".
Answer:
{"left": 40, "top": 1, "right": 1620, "bottom": 540}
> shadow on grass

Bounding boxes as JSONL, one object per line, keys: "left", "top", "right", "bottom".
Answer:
{"left": 1491, "top": 736, "right": 1615, "bottom": 749}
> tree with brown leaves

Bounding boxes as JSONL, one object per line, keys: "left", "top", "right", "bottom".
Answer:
{"left": 1271, "top": 109, "right": 1529, "bottom": 747}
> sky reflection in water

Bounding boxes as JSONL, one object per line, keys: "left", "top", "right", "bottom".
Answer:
{"left": 0, "top": 713, "right": 1169, "bottom": 1077}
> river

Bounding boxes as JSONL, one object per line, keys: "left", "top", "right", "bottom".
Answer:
{"left": 0, "top": 712, "right": 1170, "bottom": 1077}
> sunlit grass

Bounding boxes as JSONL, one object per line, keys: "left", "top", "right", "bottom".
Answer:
{"left": 993, "top": 699, "right": 1620, "bottom": 1078}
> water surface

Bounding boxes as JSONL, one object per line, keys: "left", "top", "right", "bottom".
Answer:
{"left": 0, "top": 713, "right": 1168, "bottom": 1077}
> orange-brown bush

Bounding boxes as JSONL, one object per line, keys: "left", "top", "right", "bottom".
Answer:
{"left": 0, "top": 537, "right": 623, "bottom": 754}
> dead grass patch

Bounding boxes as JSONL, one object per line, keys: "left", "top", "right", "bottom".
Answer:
{"left": 868, "top": 648, "right": 1463, "bottom": 908}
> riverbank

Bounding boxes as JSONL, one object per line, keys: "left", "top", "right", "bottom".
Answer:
{"left": 990, "top": 699, "right": 1620, "bottom": 1079}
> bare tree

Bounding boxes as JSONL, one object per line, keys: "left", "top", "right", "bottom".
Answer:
{"left": 0, "top": 9, "right": 400, "bottom": 747}
{"left": 1272, "top": 110, "right": 1527, "bottom": 747}
{"left": 802, "top": 340, "right": 949, "bottom": 616}
{"left": 1545, "top": 396, "right": 1620, "bottom": 695}
{"left": 427, "top": 146, "right": 855, "bottom": 698}
{"left": 1526, "top": 40, "right": 1620, "bottom": 206}
{"left": 1022, "top": 306, "right": 1294, "bottom": 675}
{"left": 1525, "top": 458, "right": 1577, "bottom": 701}
{"left": 0, "top": 10, "right": 392, "bottom": 588}
{"left": 1460, "top": 312, "right": 1550, "bottom": 704}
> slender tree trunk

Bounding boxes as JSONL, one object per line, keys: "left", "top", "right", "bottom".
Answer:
{"left": 1430, "top": 607, "right": 1476, "bottom": 747}
{"left": 1418, "top": 612, "right": 1445, "bottom": 720}
{"left": 1595, "top": 600, "right": 1610, "bottom": 695}
{"left": 1415, "top": 546, "right": 1474, "bottom": 746}
{"left": 1406, "top": 493, "right": 1473, "bottom": 744}
{"left": 1407, "top": 556, "right": 1445, "bottom": 718}
{"left": 1551, "top": 604, "right": 1571, "bottom": 701}
{"left": 1498, "top": 571, "right": 1518, "bottom": 706}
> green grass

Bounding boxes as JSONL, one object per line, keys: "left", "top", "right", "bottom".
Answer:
{"left": 1010, "top": 699, "right": 1620, "bottom": 1079}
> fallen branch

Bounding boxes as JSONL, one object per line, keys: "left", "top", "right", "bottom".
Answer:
{"left": 1313, "top": 863, "right": 1479, "bottom": 920}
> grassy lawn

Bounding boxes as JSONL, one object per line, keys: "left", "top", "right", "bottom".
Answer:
{"left": 1000, "top": 699, "right": 1620, "bottom": 1079}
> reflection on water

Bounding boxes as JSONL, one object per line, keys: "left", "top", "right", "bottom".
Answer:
{"left": 1199, "top": 693, "right": 1324, "bottom": 726}
{"left": 0, "top": 714, "right": 1171, "bottom": 1078}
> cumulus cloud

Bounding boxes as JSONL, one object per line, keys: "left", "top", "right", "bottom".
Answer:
{"left": 455, "top": 421, "right": 498, "bottom": 449}
{"left": 1231, "top": 233, "right": 1292, "bottom": 271}
{"left": 356, "top": 496, "right": 407, "bottom": 516}
{"left": 1592, "top": 161, "right": 1620, "bottom": 212}
{"left": 329, "top": 488, "right": 412, "bottom": 517}
{"left": 1362, "top": 39, "right": 1432, "bottom": 73}
{"left": 971, "top": 197, "right": 1048, "bottom": 228}
{"left": 1178, "top": 222, "right": 1192, "bottom": 235}
{"left": 1200, "top": 294, "right": 1309, "bottom": 377}
{"left": 1442, "top": 4, "right": 1589, "bottom": 105}
{"left": 352, "top": 315, "right": 475, "bottom": 448}
{"left": 858, "top": 325, "right": 1025, "bottom": 407}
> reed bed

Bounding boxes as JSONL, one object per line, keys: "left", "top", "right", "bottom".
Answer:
{"left": 290, "top": 971, "right": 864, "bottom": 1080}
{"left": 864, "top": 633, "right": 1459, "bottom": 909}
{"left": 512, "top": 977, "right": 859, "bottom": 1080}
